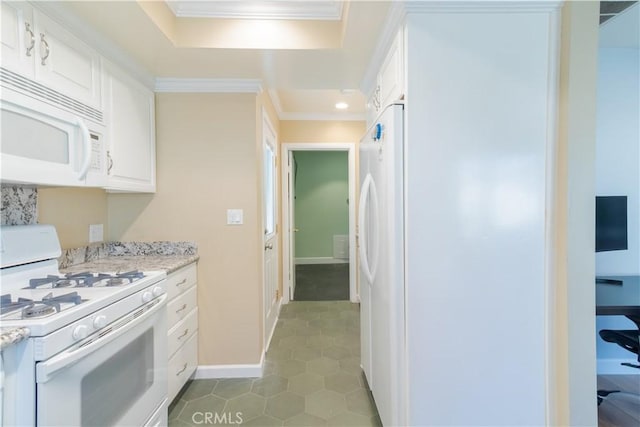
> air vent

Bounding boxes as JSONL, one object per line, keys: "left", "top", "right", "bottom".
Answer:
{"left": 0, "top": 67, "right": 103, "bottom": 123}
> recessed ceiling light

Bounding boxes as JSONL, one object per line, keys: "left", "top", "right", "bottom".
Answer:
{"left": 335, "top": 102, "right": 349, "bottom": 110}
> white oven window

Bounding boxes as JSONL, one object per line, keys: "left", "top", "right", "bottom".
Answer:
{"left": 81, "top": 328, "right": 154, "bottom": 426}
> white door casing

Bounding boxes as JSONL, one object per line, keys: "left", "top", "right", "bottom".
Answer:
{"left": 288, "top": 151, "right": 297, "bottom": 300}
{"left": 281, "top": 143, "right": 357, "bottom": 304}
{"left": 263, "top": 111, "right": 279, "bottom": 350}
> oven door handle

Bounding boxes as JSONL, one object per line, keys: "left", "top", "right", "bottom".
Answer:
{"left": 36, "top": 294, "right": 167, "bottom": 383}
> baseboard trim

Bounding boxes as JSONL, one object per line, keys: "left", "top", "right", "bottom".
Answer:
{"left": 195, "top": 353, "right": 265, "bottom": 379}
{"left": 295, "top": 257, "right": 348, "bottom": 265}
{"left": 597, "top": 358, "right": 640, "bottom": 375}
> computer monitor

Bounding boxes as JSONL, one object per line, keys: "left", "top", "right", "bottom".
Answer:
{"left": 595, "top": 196, "right": 628, "bottom": 252}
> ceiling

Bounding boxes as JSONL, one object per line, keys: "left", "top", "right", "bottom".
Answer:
{"left": 51, "top": 1, "right": 639, "bottom": 119}
{"left": 58, "top": 0, "right": 391, "bottom": 120}
{"left": 599, "top": 1, "right": 637, "bottom": 24}
{"left": 599, "top": 1, "right": 640, "bottom": 47}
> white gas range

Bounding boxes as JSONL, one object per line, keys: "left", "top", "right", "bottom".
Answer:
{"left": 1, "top": 225, "right": 168, "bottom": 426}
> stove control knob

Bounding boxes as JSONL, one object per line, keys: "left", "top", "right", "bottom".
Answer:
{"left": 73, "top": 325, "right": 89, "bottom": 340}
{"left": 142, "top": 291, "right": 153, "bottom": 303}
{"left": 152, "top": 286, "right": 163, "bottom": 297}
{"left": 93, "top": 315, "right": 108, "bottom": 329}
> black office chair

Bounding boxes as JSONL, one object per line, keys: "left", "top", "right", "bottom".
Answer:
{"left": 597, "top": 315, "right": 640, "bottom": 405}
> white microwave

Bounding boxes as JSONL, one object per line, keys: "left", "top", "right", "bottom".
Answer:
{"left": 0, "top": 87, "right": 106, "bottom": 188}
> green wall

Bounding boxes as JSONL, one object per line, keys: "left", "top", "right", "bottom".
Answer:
{"left": 294, "top": 151, "right": 348, "bottom": 259}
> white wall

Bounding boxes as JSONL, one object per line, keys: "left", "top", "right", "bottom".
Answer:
{"left": 595, "top": 47, "right": 640, "bottom": 372}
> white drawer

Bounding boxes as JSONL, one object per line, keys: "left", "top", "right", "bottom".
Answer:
{"left": 167, "top": 285, "right": 197, "bottom": 328}
{"left": 168, "top": 308, "right": 198, "bottom": 359}
{"left": 167, "top": 263, "right": 197, "bottom": 301}
{"left": 168, "top": 332, "right": 198, "bottom": 403}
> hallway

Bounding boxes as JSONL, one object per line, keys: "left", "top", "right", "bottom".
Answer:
{"left": 169, "top": 301, "right": 381, "bottom": 426}
{"left": 294, "top": 264, "right": 350, "bottom": 301}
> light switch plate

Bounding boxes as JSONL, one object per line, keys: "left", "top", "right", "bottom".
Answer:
{"left": 227, "top": 209, "right": 243, "bottom": 225}
{"left": 89, "top": 224, "right": 104, "bottom": 243}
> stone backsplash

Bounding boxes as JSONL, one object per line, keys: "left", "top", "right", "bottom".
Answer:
{"left": 1, "top": 186, "right": 37, "bottom": 225}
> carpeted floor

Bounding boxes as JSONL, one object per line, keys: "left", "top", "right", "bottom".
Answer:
{"left": 294, "top": 264, "right": 349, "bottom": 301}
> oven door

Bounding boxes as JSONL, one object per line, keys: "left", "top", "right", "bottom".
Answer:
{"left": 35, "top": 295, "right": 168, "bottom": 427}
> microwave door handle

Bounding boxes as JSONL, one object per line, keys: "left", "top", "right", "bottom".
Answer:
{"left": 76, "top": 117, "right": 92, "bottom": 180}
{"left": 36, "top": 294, "right": 167, "bottom": 384}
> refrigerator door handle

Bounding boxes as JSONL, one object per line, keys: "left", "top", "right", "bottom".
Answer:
{"left": 358, "top": 173, "right": 379, "bottom": 285}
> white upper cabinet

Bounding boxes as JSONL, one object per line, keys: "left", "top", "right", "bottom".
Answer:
{"left": 1, "top": 1, "right": 101, "bottom": 110}
{"left": 1, "top": 1, "right": 35, "bottom": 77}
{"left": 378, "top": 30, "right": 404, "bottom": 109}
{"left": 32, "top": 11, "right": 101, "bottom": 109}
{"left": 103, "top": 61, "right": 156, "bottom": 193}
{"left": 365, "top": 29, "right": 404, "bottom": 127}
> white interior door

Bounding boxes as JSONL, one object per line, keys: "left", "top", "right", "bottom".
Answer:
{"left": 263, "top": 113, "right": 279, "bottom": 348}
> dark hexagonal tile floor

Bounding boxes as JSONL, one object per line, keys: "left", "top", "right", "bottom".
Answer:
{"left": 169, "top": 301, "right": 381, "bottom": 426}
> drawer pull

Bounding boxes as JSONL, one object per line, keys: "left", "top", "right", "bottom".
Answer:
{"left": 178, "top": 328, "right": 189, "bottom": 339}
{"left": 176, "top": 304, "right": 188, "bottom": 314}
{"left": 176, "top": 278, "right": 187, "bottom": 287}
{"left": 176, "top": 363, "right": 188, "bottom": 376}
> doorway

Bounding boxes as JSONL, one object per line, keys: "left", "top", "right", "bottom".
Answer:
{"left": 281, "top": 143, "right": 357, "bottom": 304}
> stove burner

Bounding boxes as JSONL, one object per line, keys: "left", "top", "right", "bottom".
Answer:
{"left": 1, "top": 292, "right": 84, "bottom": 318}
{"left": 43, "top": 291, "right": 83, "bottom": 305}
{"left": 0, "top": 294, "right": 35, "bottom": 315}
{"left": 26, "top": 271, "right": 145, "bottom": 289}
{"left": 22, "top": 303, "right": 56, "bottom": 318}
{"left": 29, "top": 275, "right": 65, "bottom": 289}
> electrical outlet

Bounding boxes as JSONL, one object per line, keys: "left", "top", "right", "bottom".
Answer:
{"left": 89, "top": 224, "right": 104, "bottom": 243}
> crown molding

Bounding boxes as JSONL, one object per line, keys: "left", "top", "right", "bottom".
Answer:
{"left": 268, "top": 89, "right": 285, "bottom": 117}
{"left": 166, "top": 0, "right": 344, "bottom": 20}
{"left": 155, "top": 78, "right": 264, "bottom": 93}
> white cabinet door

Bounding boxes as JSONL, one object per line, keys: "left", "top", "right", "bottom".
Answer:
{"left": 33, "top": 11, "right": 101, "bottom": 109}
{"left": 1, "top": 4, "right": 101, "bottom": 111}
{"left": 1, "top": 1, "right": 35, "bottom": 77}
{"left": 378, "top": 31, "right": 403, "bottom": 109}
{"left": 104, "top": 62, "right": 156, "bottom": 193}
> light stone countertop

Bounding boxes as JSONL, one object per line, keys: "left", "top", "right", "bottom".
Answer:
{"left": 1, "top": 327, "right": 30, "bottom": 351}
{"left": 60, "top": 254, "right": 199, "bottom": 275}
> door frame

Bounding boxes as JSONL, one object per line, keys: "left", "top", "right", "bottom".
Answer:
{"left": 262, "top": 109, "right": 280, "bottom": 350}
{"left": 281, "top": 142, "right": 358, "bottom": 304}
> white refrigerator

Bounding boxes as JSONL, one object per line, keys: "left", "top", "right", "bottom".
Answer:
{"left": 358, "top": 103, "right": 405, "bottom": 427}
